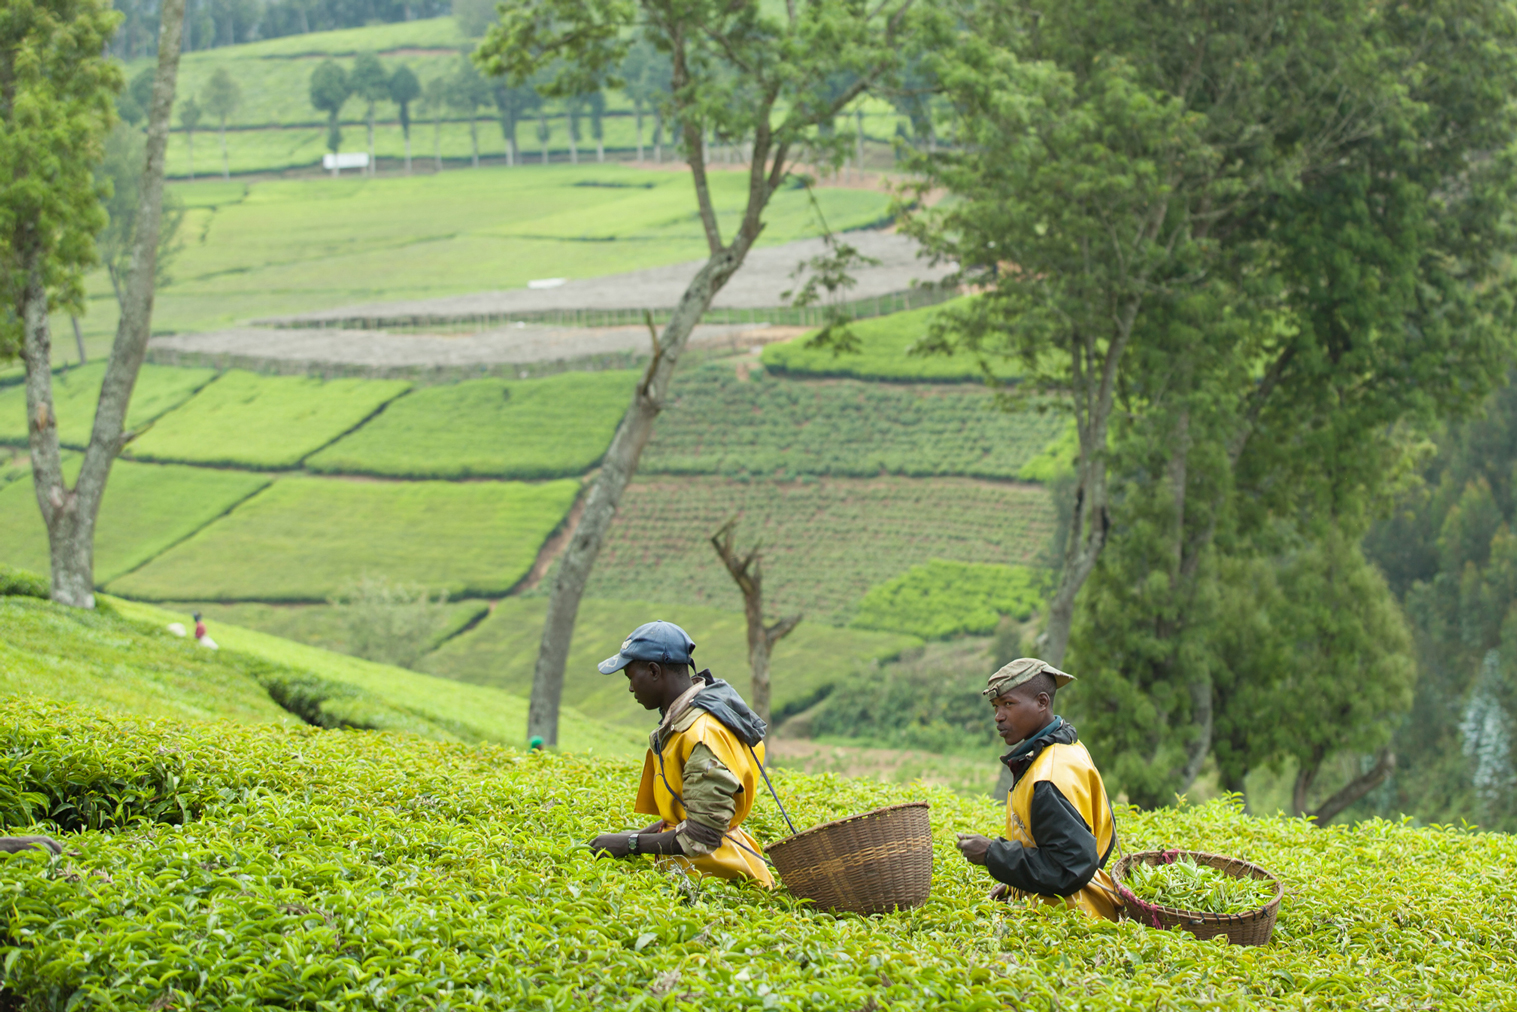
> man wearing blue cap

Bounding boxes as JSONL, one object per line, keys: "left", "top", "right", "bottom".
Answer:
{"left": 588, "top": 621, "right": 775, "bottom": 886}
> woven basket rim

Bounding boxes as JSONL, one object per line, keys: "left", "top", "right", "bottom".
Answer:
{"left": 1112, "top": 849, "right": 1283, "bottom": 924}
{"left": 766, "top": 801, "right": 930, "bottom": 854}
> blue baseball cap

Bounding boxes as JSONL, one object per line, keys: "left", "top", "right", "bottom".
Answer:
{"left": 597, "top": 620, "right": 696, "bottom": 674}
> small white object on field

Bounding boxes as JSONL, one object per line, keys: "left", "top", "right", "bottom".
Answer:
{"left": 198, "top": 635, "right": 219, "bottom": 651}
{"left": 322, "top": 152, "right": 369, "bottom": 170}
{"left": 527, "top": 278, "right": 567, "bottom": 290}
{"left": 167, "top": 623, "right": 187, "bottom": 637}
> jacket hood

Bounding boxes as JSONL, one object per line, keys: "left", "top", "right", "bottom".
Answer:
{"left": 1000, "top": 716, "right": 1078, "bottom": 781}
{"left": 690, "top": 671, "right": 767, "bottom": 747}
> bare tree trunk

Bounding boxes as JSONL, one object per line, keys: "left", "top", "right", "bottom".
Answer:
{"left": 367, "top": 108, "right": 375, "bottom": 176}
{"left": 1312, "top": 748, "right": 1394, "bottom": 825}
{"left": 635, "top": 104, "right": 644, "bottom": 161}
{"left": 470, "top": 119, "right": 479, "bottom": 168}
{"left": 23, "top": 0, "right": 186, "bottom": 608}
{"left": 433, "top": 117, "right": 442, "bottom": 171}
{"left": 709, "top": 518, "right": 802, "bottom": 723}
{"left": 219, "top": 120, "right": 229, "bottom": 179}
{"left": 1290, "top": 750, "right": 1323, "bottom": 817}
{"left": 70, "top": 316, "right": 87, "bottom": 365}
{"left": 404, "top": 131, "right": 412, "bottom": 174}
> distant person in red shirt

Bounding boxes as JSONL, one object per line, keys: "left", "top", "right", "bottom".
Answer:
{"left": 192, "top": 612, "right": 219, "bottom": 650}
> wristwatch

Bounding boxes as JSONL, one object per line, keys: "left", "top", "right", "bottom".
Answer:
{"left": 627, "top": 833, "right": 640, "bottom": 855}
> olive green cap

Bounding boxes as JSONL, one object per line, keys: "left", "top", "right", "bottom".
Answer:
{"left": 983, "top": 657, "right": 1075, "bottom": 699}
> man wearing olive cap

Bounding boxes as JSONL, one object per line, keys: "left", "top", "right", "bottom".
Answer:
{"left": 588, "top": 620, "right": 774, "bottom": 886}
{"left": 955, "top": 657, "right": 1121, "bottom": 920}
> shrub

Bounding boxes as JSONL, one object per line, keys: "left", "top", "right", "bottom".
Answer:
{"left": 0, "top": 565, "right": 47, "bottom": 599}
{"left": 3, "top": 699, "right": 1517, "bottom": 1009}
{"left": 329, "top": 573, "right": 451, "bottom": 669}
{"left": 851, "top": 559, "right": 1046, "bottom": 640}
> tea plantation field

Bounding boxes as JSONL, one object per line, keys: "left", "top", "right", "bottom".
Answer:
{"left": 422, "top": 596, "right": 922, "bottom": 729}
{"left": 642, "top": 360, "right": 1066, "bottom": 480}
{"left": 0, "top": 460, "right": 270, "bottom": 583}
{"left": 762, "top": 302, "right": 1019, "bottom": 382}
{"left": 109, "top": 475, "right": 580, "bottom": 601}
{"left": 0, "top": 362, "right": 215, "bottom": 448}
{"left": 851, "top": 560, "right": 1046, "bottom": 640}
{"left": 584, "top": 475, "right": 1057, "bottom": 625}
{"left": 63, "top": 164, "right": 894, "bottom": 351}
{"left": 124, "top": 370, "right": 412, "bottom": 469}
{"left": 307, "top": 371, "right": 639, "bottom": 479}
{"left": 3, "top": 693, "right": 1515, "bottom": 1009}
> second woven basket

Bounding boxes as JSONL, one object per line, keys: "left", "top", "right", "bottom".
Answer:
{"left": 1110, "top": 849, "right": 1283, "bottom": 946}
{"left": 766, "top": 802, "right": 932, "bottom": 915}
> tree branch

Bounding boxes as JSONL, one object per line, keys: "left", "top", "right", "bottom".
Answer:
{"left": 1311, "top": 748, "right": 1395, "bottom": 826}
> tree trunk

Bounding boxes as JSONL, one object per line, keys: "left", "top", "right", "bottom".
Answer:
{"left": 367, "top": 108, "right": 375, "bottom": 176}
{"left": 1290, "top": 751, "right": 1323, "bottom": 817}
{"left": 70, "top": 316, "right": 87, "bottom": 365}
{"left": 470, "top": 118, "right": 479, "bottom": 168}
{"left": 404, "top": 129, "right": 411, "bottom": 174}
{"left": 24, "top": 0, "right": 185, "bottom": 608}
{"left": 219, "top": 119, "right": 228, "bottom": 179}
{"left": 433, "top": 118, "right": 441, "bottom": 171}
{"left": 186, "top": 130, "right": 193, "bottom": 181}
{"left": 635, "top": 104, "right": 644, "bottom": 161}
{"left": 709, "top": 517, "right": 802, "bottom": 724}
{"left": 1311, "top": 748, "right": 1395, "bottom": 825}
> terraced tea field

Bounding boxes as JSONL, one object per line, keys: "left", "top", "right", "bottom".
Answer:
{"left": 643, "top": 360, "right": 1066, "bottom": 480}
{"left": 0, "top": 362, "right": 215, "bottom": 447}
{"left": 0, "top": 460, "right": 270, "bottom": 583}
{"left": 307, "top": 370, "right": 639, "bottom": 479}
{"left": 124, "top": 371, "right": 411, "bottom": 468}
{"left": 109, "top": 475, "right": 579, "bottom": 601}
{"left": 762, "top": 301, "right": 1020, "bottom": 382}
{"left": 583, "top": 474, "right": 1057, "bottom": 625}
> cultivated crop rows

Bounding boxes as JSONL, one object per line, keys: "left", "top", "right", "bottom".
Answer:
{"left": 586, "top": 475, "right": 1057, "bottom": 625}
{"left": 643, "top": 361, "right": 1066, "bottom": 481}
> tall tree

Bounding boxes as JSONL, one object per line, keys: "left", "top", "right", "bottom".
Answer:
{"left": 420, "top": 74, "right": 447, "bottom": 171}
{"left": 710, "top": 518, "right": 802, "bottom": 723}
{"left": 447, "top": 54, "right": 490, "bottom": 168}
{"left": 95, "top": 123, "right": 185, "bottom": 310}
{"left": 621, "top": 36, "right": 670, "bottom": 163}
{"left": 587, "top": 89, "right": 605, "bottom": 163}
{"left": 479, "top": 0, "right": 920, "bottom": 747}
{"left": 202, "top": 65, "right": 240, "bottom": 180}
{"left": 491, "top": 79, "right": 538, "bottom": 166}
{"left": 350, "top": 53, "right": 389, "bottom": 176}
{"left": 177, "top": 94, "right": 201, "bottom": 181}
{"left": 309, "top": 59, "right": 350, "bottom": 175}
{"left": 389, "top": 64, "right": 420, "bottom": 174}
{"left": 5, "top": 0, "right": 187, "bottom": 607}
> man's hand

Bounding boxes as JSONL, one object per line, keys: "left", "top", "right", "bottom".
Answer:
{"left": 987, "top": 882, "right": 1011, "bottom": 901}
{"left": 0, "top": 836, "right": 62, "bottom": 856}
{"left": 589, "top": 832, "right": 634, "bottom": 858}
{"left": 956, "top": 832, "right": 992, "bottom": 866}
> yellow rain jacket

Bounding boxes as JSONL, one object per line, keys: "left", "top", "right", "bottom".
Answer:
{"left": 635, "top": 708, "right": 774, "bottom": 886}
{"left": 1000, "top": 737, "right": 1121, "bottom": 921}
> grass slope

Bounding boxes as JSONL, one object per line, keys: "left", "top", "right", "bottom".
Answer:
{"left": 0, "top": 362, "right": 215, "bottom": 448}
{"left": 108, "top": 597, "right": 640, "bottom": 755}
{"left": 4, "top": 700, "right": 1517, "bottom": 1008}
{"left": 0, "top": 460, "right": 270, "bottom": 583}
{"left": 643, "top": 361, "right": 1066, "bottom": 480}
{"left": 307, "top": 370, "right": 639, "bottom": 479}
{"left": 108, "top": 474, "right": 579, "bottom": 601}
{"left": 164, "top": 599, "right": 490, "bottom": 658}
{"left": 125, "top": 370, "right": 412, "bottom": 469}
{"left": 422, "top": 596, "right": 921, "bottom": 729}
{"left": 761, "top": 301, "right": 1019, "bottom": 382}
{"left": 65, "top": 165, "right": 893, "bottom": 346}
{"left": 583, "top": 475, "right": 1055, "bottom": 625}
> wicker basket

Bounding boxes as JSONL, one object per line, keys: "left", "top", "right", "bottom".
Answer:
{"left": 1110, "top": 849, "right": 1283, "bottom": 946}
{"left": 766, "top": 802, "right": 932, "bottom": 915}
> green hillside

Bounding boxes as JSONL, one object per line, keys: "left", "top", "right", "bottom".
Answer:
{"left": 60, "top": 165, "right": 893, "bottom": 355}
{"left": 0, "top": 362, "right": 215, "bottom": 447}
{"left": 1, "top": 586, "right": 640, "bottom": 755}
{"left": 2, "top": 695, "right": 1514, "bottom": 1007}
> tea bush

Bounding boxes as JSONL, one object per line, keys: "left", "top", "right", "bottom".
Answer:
{"left": 2, "top": 699, "right": 1516, "bottom": 1010}
{"left": 642, "top": 363, "right": 1065, "bottom": 481}
{"left": 851, "top": 560, "right": 1046, "bottom": 640}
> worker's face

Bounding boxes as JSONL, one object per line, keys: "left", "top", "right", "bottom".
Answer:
{"left": 624, "top": 661, "right": 665, "bottom": 711}
{"left": 991, "top": 685, "right": 1051, "bottom": 746}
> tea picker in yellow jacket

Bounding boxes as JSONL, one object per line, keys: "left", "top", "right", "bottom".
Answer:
{"left": 588, "top": 621, "right": 775, "bottom": 886}
{"left": 955, "top": 658, "right": 1122, "bottom": 920}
